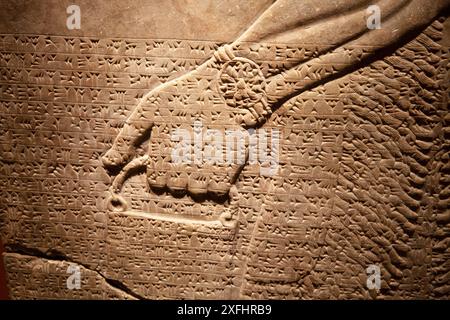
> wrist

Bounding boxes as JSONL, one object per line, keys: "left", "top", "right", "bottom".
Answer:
{"left": 213, "top": 44, "right": 272, "bottom": 127}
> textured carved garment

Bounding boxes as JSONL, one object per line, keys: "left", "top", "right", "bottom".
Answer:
{"left": 0, "top": 0, "right": 449, "bottom": 299}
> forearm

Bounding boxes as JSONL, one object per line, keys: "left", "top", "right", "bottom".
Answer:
{"left": 224, "top": 0, "right": 449, "bottom": 106}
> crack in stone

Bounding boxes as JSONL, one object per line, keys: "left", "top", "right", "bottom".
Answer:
{"left": 4, "top": 243, "right": 146, "bottom": 300}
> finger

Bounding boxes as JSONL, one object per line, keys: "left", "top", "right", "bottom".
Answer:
{"left": 188, "top": 171, "right": 209, "bottom": 196}
{"left": 166, "top": 164, "right": 189, "bottom": 193}
{"left": 147, "top": 158, "right": 169, "bottom": 189}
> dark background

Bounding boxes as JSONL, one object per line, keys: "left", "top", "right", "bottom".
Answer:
{"left": 0, "top": 239, "right": 9, "bottom": 299}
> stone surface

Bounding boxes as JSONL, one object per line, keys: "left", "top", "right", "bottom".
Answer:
{"left": 3, "top": 252, "right": 136, "bottom": 299}
{"left": 0, "top": 0, "right": 449, "bottom": 299}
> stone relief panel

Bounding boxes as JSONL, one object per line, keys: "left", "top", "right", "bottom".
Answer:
{"left": 0, "top": 0, "right": 449, "bottom": 299}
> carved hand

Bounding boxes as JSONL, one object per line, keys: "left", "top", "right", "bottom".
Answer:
{"left": 101, "top": 46, "right": 269, "bottom": 200}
